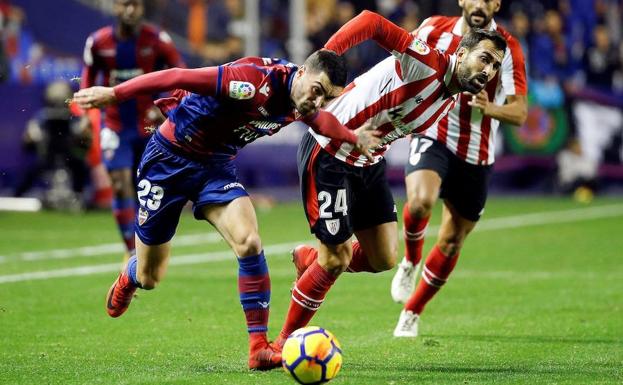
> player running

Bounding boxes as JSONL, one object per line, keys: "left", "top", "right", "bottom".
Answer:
{"left": 391, "top": 0, "right": 527, "bottom": 338}
{"left": 78, "top": 0, "right": 184, "bottom": 256}
{"left": 271, "top": 11, "right": 507, "bottom": 348}
{"left": 73, "top": 50, "right": 379, "bottom": 370}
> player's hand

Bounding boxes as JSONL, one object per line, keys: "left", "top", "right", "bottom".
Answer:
{"left": 354, "top": 121, "right": 382, "bottom": 162}
{"left": 72, "top": 86, "right": 117, "bottom": 109}
{"left": 466, "top": 89, "right": 490, "bottom": 115}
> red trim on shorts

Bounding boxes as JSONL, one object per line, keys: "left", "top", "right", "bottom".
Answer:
{"left": 305, "top": 144, "right": 323, "bottom": 227}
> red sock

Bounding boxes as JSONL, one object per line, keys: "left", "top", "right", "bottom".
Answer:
{"left": 405, "top": 245, "right": 459, "bottom": 315}
{"left": 345, "top": 241, "right": 377, "bottom": 273}
{"left": 403, "top": 202, "right": 430, "bottom": 265}
{"left": 279, "top": 261, "right": 337, "bottom": 340}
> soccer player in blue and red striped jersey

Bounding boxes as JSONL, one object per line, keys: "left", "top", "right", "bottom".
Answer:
{"left": 270, "top": 11, "right": 507, "bottom": 349}
{"left": 78, "top": 0, "right": 184, "bottom": 255}
{"left": 73, "top": 50, "right": 379, "bottom": 370}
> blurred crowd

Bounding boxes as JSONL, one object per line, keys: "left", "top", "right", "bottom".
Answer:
{"left": 1, "top": 0, "right": 622, "bottom": 206}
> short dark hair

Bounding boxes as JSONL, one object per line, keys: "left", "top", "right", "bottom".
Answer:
{"left": 303, "top": 49, "right": 348, "bottom": 87}
{"left": 459, "top": 29, "right": 507, "bottom": 53}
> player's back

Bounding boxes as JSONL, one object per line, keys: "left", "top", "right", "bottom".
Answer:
{"left": 155, "top": 57, "right": 300, "bottom": 160}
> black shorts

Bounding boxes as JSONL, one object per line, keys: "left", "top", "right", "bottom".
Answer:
{"left": 298, "top": 132, "right": 397, "bottom": 245}
{"left": 404, "top": 136, "right": 492, "bottom": 222}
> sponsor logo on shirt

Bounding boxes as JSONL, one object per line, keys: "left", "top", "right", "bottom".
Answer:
{"left": 412, "top": 39, "right": 430, "bottom": 55}
{"left": 229, "top": 81, "right": 256, "bottom": 100}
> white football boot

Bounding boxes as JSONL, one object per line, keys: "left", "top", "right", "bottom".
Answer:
{"left": 393, "top": 309, "right": 420, "bottom": 337}
{"left": 390, "top": 257, "right": 420, "bottom": 303}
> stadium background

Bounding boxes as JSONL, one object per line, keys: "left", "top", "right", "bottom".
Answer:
{"left": 0, "top": 0, "right": 622, "bottom": 206}
{"left": 0, "top": 2, "right": 622, "bottom": 384}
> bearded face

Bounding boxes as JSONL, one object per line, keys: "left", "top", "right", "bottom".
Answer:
{"left": 459, "top": 0, "right": 500, "bottom": 29}
{"left": 455, "top": 39, "right": 504, "bottom": 94}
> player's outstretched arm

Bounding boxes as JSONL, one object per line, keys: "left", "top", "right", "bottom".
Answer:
{"left": 73, "top": 67, "right": 221, "bottom": 109}
{"left": 324, "top": 10, "right": 414, "bottom": 55}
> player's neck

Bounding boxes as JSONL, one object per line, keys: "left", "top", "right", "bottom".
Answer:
{"left": 116, "top": 23, "right": 140, "bottom": 40}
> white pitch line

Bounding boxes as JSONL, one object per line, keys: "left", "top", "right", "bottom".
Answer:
{"left": 1, "top": 233, "right": 223, "bottom": 262}
{"left": 0, "top": 204, "right": 622, "bottom": 284}
{"left": 0, "top": 241, "right": 304, "bottom": 284}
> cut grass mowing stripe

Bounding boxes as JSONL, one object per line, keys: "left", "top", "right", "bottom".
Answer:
{"left": 0, "top": 241, "right": 304, "bottom": 284}
{"left": 1, "top": 233, "right": 223, "bottom": 262}
{"left": 1, "top": 204, "right": 622, "bottom": 284}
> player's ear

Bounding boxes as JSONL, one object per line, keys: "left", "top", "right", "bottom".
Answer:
{"left": 456, "top": 47, "right": 467, "bottom": 64}
{"left": 493, "top": 0, "right": 501, "bottom": 12}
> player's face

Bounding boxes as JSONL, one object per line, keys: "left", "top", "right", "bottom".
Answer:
{"left": 291, "top": 68, "right": 343, "bottom": 116}
{"left": 114, "top": 0, "right": 144, "bottom": 27}
{"left": 459, "top": 0, "right": 500, "bottom": 29}
{"left": 455, "top": 39, "right": 503, "bottom": 94}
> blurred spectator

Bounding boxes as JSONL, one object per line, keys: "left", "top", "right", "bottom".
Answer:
{"left": 187, "top": 0, "right": 243, "bottom": 65}
{"left": 14, "top": 81, "right": 90, "bottom": 209}
{"left": 0, "top": 0, "right": 23, "bottom": 83}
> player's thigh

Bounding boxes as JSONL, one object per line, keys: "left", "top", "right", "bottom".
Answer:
{"left": 353, "top": 221, "right": 398, "bottom": 270}
{"left": 200, "top": 196, "right": 261, "bottom": 255}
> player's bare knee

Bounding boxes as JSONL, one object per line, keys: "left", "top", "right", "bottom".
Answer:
{"left": 234, "top": 232, "right": 262, "bottom": 257}
{"left": 320, "top": 243, "right": 351, "bottom": 276}
{"left": 407, "top": 195, "right": 435, "bottom": 218}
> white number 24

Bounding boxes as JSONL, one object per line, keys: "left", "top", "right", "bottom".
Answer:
{"left": 137, "top": 179, "right": 164, "bottom": 210}
{"left": 318, "top": 189, "right": 347, "bottom": 218}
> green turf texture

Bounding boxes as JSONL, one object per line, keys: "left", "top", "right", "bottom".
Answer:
{"left": 0, "top": 196, "right": 621, "bottom": 384}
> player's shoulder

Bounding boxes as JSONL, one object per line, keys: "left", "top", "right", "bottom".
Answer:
{"left": 90, "top": 25, "right": 114, "bottom": 44}
{"left": 494, "top": 23, "right": 522, "bottom": 51}
{"left": 423, "top": 15, "right": 460, "bottom": 31}
{"left": 139, "top": 23, "right": 174, "bottom": 44}
{"left": 226, "top": 57, "right": 296, "bottom": 79}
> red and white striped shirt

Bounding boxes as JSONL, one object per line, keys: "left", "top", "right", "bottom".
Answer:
{"left": 310, "top": 11, "right": 458, "bottom": 167}
{"left": 415, "top": 16, "right": 527, "bottom": 165}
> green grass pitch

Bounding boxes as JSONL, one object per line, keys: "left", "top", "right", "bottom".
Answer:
{"left": 0, "top": 196, "right": 622, "bottom": 384}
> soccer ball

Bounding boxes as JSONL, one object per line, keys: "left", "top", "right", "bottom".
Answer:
{"left": 282, "top": 326, "right": 343, "bottom": 384}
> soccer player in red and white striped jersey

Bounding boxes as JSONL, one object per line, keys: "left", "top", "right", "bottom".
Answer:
{"left": 272, "top": 10, "right": 508, "bottom": 347}
{"left": 391, "top": 0, "right": 528, "bottom": 338}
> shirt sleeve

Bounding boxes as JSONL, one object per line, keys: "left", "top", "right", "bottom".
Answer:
{"left": 324, "top": 10, "right": 414, "bottom": 55}
{"left": 80, "top": 35, "right": 98, "bottom": 89}
{"left": 157, "top": 30, "right": 186, "bottom": 68}
{"left": 302, "top": 110, "right": 358, "bottom": 144}
{"left": 113, "top": 67, "right": 220, "bottom": 101}
{"left": 501, "top": 36, "right": 528, "bottom": 96}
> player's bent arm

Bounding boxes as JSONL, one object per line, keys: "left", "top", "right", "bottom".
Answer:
{"left": 302, "top": 111, "right": 357, "bottom": 144}
{"left": 113, "top": 67, "right": 219, "bottom": 100}
{"left": 324, "top": 10, "right": 413, "bottom": 55}
{"left": 484, "top": 94, "right": 528, "bottom": 126}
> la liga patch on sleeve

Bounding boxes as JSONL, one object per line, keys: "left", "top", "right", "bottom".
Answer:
{"left": 228, "top": 81, "right": 256, "bottom": 100}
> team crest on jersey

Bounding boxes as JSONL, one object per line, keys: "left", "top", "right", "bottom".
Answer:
{"left": 412, "top": 39, "right": 430, "bottom": 55}
{"left": 138, "top": 208, "right": 149, "bottom": 226}
{"left": 325, "top": 219, "right": 340, "bottom": 235}
{"left": 229, "top": 81, "right": 255, "bottom": 100}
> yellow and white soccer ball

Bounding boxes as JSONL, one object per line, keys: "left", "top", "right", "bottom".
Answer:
{"left": 282, "top": 326, "right": 343, "bottom": 384}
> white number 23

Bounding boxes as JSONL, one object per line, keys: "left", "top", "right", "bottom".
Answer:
{"left": 137, "top": 179, "right": 165, "bottom": 210}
